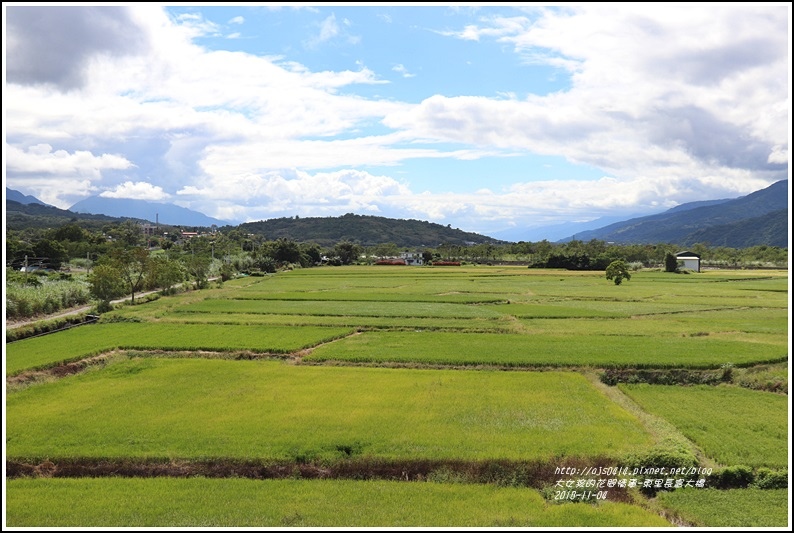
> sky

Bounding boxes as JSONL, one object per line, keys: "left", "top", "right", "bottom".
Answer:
{"left": 3, "top": 3, "right": 791, "bottom": 239}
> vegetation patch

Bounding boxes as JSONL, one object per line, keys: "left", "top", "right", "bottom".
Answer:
{"left": 654, "top": 488, "right": 788, "bottom": 527}
{"left": 7, "top": 359, "right": 654, "bottom": 462}
{"left": 4, "top": 477, "right": 672, "bottom": 527}
{"left": 5, "top": 324, "right": 353, "bottom": 375}
{"left": 305, "top": 330, "right": 785, "bottom": 369}
{"left": 618, "top": 384, "right": 788, "bottom": 468}
{"left": 6, "top": 312, "right": 99, "bottom": 343}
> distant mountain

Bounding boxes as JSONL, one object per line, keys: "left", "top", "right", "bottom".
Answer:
{"left": 491, "top": 213, "right": 654, "bottom": 243}
{"left": 238, "top": 213, "right": 507, "bottom": 248}
{"left": 682, "top": 209, "right": 789, "bottom": 248}
{"left": 6, "top": 188, "right": 52, "bottom": 206}
{"left": 562, "top": 180, "right": 788, "bottom": 247}
{"left": 69, "top": 196, "right": 227, "bottom": 227}
{"left": 5, "top": 199, "right": 139, "bottom": 231}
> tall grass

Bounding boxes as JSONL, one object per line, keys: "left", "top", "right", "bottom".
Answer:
{"left": 6, "top": 279, "right": 91, "bottom": 319}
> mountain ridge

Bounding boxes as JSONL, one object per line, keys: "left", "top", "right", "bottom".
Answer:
{"left": 69, "top": 196, "right": 228, "bottom": 227}
{"left": 560, "top": 180, "right": 788, "bottom": 247}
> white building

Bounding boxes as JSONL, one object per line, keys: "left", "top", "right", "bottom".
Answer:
{"left": 676, "top": 251, "right": 701, "bottom": 272}
{"left": 399, "top": 252, "right": 424, "bottom": 266}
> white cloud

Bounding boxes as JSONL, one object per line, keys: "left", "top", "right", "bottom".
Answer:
{"left": 392, "top": 64, "right": 416, "bottom": 78}
{"left": 390, "top": 5, "right": 789, "bottom": 189}
{"left": 4, "top": 5, "right": 788, "bottom": 235}
{"left": 177, "top": 168, "right": 415, "bottom": 222}
{"left": 305, "top": 13, "right": 361, "bottom": 49}
{"left": 100, "top": 181, "right": 171, "bottom": 201}
{"left": 172, "top": 12, "right": 221, "bottom": 38}
{"left": 305, "top": 13, "right": 340, "bottom": 49}
{"left": 228, "top": 15, "right": 244, "bottom": 25}
{"left": 768, "top": 145, "right": 788, "bottom": 165}
{"left": 6, "top": 144, "right": 133, "bottom": 177}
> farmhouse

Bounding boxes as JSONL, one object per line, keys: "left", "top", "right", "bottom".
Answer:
{"left": 400, "top": 252, "right": 424, "bottom": 266}
{"left": 676, "top": 251, "right": 701, "bottom": 272}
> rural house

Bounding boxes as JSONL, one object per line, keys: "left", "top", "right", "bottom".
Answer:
{"left": 399, "top": 252, "right": 424, "bottom": 266}
{"left": 675, "top": 251, "right": 701, "bottom": 272}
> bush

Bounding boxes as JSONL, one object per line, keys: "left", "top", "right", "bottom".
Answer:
{"left": 752, "top": 468, "right": 788, "bottom": 489}
{"left": 711, "top": 465, "right": 754, "bottom": 488}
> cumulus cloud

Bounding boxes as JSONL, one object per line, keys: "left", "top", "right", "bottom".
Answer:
{"left": 5, "top": 5, "right": 149, "bottom": 90}
{"left": 6, "top": 144, "right": 133, "bottom": 177}
{"left": 4, "top": 5, "right": 788, "bottom": 234}
{"left": 176, "top": 168, "right": 414, "bottom": 222}
{"left": 395, "top": 5, "right": 789, "bottom": 189}
{"left": 100, "top": 181, "right": 171, "bottom": 201}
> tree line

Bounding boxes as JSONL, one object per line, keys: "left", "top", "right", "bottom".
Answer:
{"left": 5, "top": 220, "right": 788, "bottom": 307}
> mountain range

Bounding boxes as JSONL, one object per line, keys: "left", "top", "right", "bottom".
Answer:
{"left": 5, "top": 180, "right": 789, "bottom": 248}
{"left": 561, "top": 179, "right": 788, "bottom": 248}
{"left": 6, "top": 187, "right": 52, "bottom": 206}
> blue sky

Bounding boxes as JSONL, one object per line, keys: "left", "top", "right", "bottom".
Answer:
{"left": 3, "top": 3, "right": 791, "bottom": 239}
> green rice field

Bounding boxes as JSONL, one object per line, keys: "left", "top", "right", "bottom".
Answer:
{"left": 304, "top": 330, "right": 785, "bottom": 368}
{"left": 5, "top": 266, "right": 789, "bottom": 527}
{"left": 6, "top": 324, "right": 352, "bottom": 375}
{"left": 619, "top": 384, "right": 789, "bottom": 467}
{"left": 5, "top": 478, "right": 672, "bottom": 527}
{"left": 6, "top": 359, "right": 654, "bottom": 461}
{"left": 655, "top": 488, "right": 789, "bottom": 527}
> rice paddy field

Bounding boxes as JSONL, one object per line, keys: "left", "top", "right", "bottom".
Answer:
{"left": 4, "top": 266, "right": 790, "bottom": 527}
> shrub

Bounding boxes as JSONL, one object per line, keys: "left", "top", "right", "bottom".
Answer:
{"left": 712, "top": 465, "right": 754, "bottom": 488}
{"left": 752, "top": 468, "right": 787, "bottom": 489}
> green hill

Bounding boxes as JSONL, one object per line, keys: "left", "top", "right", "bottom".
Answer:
{"left": 236, "top": 213, "right": 505, "bottom": 248}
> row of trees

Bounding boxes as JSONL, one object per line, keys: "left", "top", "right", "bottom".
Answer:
{"left": 6, "top": 221, "right": 788, "bottom": 288}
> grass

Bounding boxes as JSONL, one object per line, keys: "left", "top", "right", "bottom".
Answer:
{"left": 618, "top": 384, "right": 789, "bottom": 468}
{"left": 155, "top": 312, "right": 519, "bottom": 332}
{"left": 305, "top": 330, "right": 786, "bottom": 369}
{"left": 654, "top": 488, "right": 789, "bottom": 527}
{"left": 175, "top": 299, "right": 507, "bottom": 318}
{"left": 6, "top": 359, "right": 655, "bottom": 461}
{"left": 5, "top": 324, "right": 353, "bottom": 375}
{"left": 4, "top": 477, "right": 673, "bottom": 527}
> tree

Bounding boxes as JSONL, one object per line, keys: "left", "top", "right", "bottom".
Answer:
{"left": 88, "top": 263, "right": 125, "bottom": 312}
{"left": 334, "top": 241, "right": 361, "bottom": 265}
{"left": 664, "top": 252, "right": 679, "bottom": 273}
{"left": 110, "top": 247, "right": 151, "bottom": 303}
{"left": 33, "top": 238, "right": 69, "bottom": 270}
{"left": 183, "top": 254, "right": 212, "bottom": 289}
{"left": 147, "top": 256, "right": 186, "bottom": 294}
{"left": 605, "top": 260, "right": 631, "bottom": 285}
{"left": 108, "top": 220, "right": 145, "bottom": 247}
{"left": 271, "top": 238, "right": 302, "bottom": 265}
